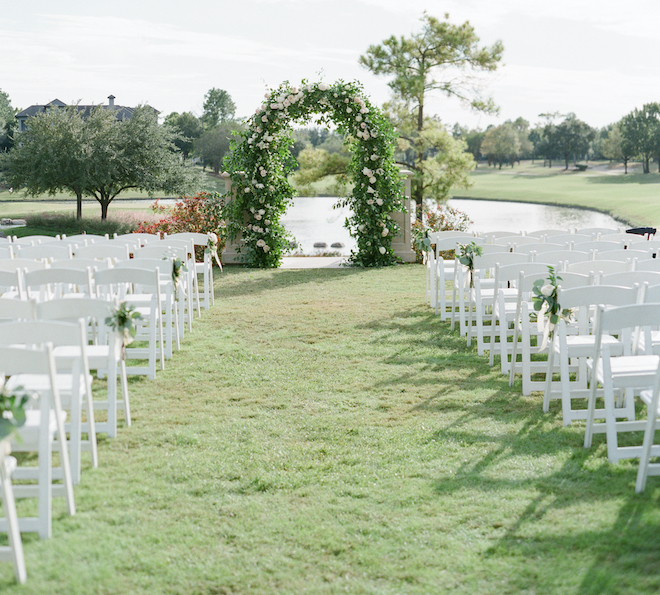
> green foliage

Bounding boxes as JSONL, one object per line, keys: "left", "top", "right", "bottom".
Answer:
{"left": 0, "top": 88, "right": 16, "bottom": 152}
{"left": 170, "top": 256, "right": 188, "bottom": 287}
{"left": 202, "top": 88, "right": 236, "bottom": 129}
{"left": 359, "top": 12, "right": 503, "bottom": 125}
{"left": 291, "top": 146, "right": 351, "bottom": 196}
{"left": 360, "top": 13, "right": 500, "bottom": 205}
{"left": 20, "top": 211, "right": 145, "bottom": 236}
{"left": 554, "top": 114, "right": 596, "bottom": 170}
{"left": 224, "top": 79, "right": 404, "bottom": 268}
{"left": 0, "top": 381, "right": 31, "bottom": 441}
{"left": 164, "top": 111, "right": 204, "bottom": 159}
{"left": 620, "top": 103, "right": 660, "bottom": 174}
{"left": 481, "top": 118, "right": 533, "bottom": 168}
{"left": 532, "top": 266, "right": 572, "bottom": 331}
{"left": 194, "top": 121, "right": 244, "bottom": 174}
{"left": 3, "top": 105, "right": 201, "bottom": 219}
{"left": 136, "top": 191, "right": 227, "bottom": 262}
{"left": 105, "top": 301, "right": 142, "bottom": 347}
{"left": 456, "top": 240, "right": 482, "bottom": 287}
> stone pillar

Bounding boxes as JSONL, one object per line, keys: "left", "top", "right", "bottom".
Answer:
{"left": 390, "top": 169, "right": 417, "bottom": 263}
{"left": 220, "top": 172, "right": 246, "bottom": 265}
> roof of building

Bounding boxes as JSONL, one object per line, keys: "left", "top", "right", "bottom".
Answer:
{"left": 15, "top": 96, "right": 158, "bottom": 121}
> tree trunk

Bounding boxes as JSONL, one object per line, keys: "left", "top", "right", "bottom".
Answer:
{"left": 100, "top": 199, "right": 110, "bottom": 219}
{"left": 76, "top": 192, "right": 83, "bottom": 220}
{"left": 624, "top": 158, "right": 628, "bottom": 174}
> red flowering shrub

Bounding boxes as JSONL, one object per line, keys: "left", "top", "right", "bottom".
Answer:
{"left": 136, "top": 191, "right": 226, "bottom": 262}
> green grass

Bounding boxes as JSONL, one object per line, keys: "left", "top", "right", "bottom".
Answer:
{"left": 456, "top": 160, "right": 660, "bottom": 228}
{"left": 2, "top": 265, "right": 659, "bottom": 594}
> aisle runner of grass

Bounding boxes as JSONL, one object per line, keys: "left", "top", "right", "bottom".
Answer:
{"left": 5, "top": 266, "right": 660, "bottom": 594}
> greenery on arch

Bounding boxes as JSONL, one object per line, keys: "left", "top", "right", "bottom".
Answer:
{"left": 223, "top": 80, "right": 405, "bottom": 268}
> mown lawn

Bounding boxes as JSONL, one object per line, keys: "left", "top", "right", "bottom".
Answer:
{"left": 2, "top": 264, "right": 659, "bottom": 594}
{"left": 455, "top": 160, "right": 660, "bottom": 228}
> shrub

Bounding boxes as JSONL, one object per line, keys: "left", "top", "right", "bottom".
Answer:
{"left": 136, "top": 192, "right": 227, "bottom": 262}
{"left": 19, "top": 210, "right": 150, "bottom": 237}
{"left": 411, "top": 204, "right": 472, "bottom": 263}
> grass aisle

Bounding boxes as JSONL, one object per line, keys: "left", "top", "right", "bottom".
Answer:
{"left": 4, "top": 265, "right": 660, "bottom": 594}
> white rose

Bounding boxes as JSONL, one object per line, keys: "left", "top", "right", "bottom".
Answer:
{"left": 367, "top": 199, "right": 374, "bottom": 205}
{"left": 367, "top": 187, "right": 375, "bottom": 194}
{"left": 376, "top": 198, "right": 383, "bottom": 206}
{"left": 362, "top": 167, "right": 373, "bottom": 176}
{"left": 263, "top": 245, "right": 270, "bottom": 253}
{"left": 379, "top": 247, "right": 386, "bottom": 255}
{"left": 262, "top": 116, "right": 268, "bottom": 122}
{"left": 356, "top": 115, "right": 362, "bottom": 122}
{"left": 259, "top": 209, "right": 265, "bottom": 215}
{"left": 369, "top": 176, "right": 376, "bottom": 184}
{"left": 541, "top": 284, "right": 554, "bottom": 297}
{"left": 318, "top": 83, "right": 329, "bottom": 91}
{"left": 371, "top": 154, "right": 378, "bottom": 161}
{"left": 255, "top": 214, "right": 262, "bottom": 220}
{"left": 346, "top": 107, "right": 352, "bottom": 113}
{"left": 256, "top": 239, "right": 266, "bottom": 247}
{"left": 244, "top": 187, "right": 251, "bottom": 193}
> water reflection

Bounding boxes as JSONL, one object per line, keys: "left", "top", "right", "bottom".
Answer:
{"left": 447, "top": 198, "right": 623, "bottom": 234}
{"left": 281, "top": 197, "right": 625, "bottom": 255}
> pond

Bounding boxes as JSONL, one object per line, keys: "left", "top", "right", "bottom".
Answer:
{"left": 281, "top": 196, "right": 625, "bottom": 255}
{"left": 447, "top": 198, "right": 624, "bottom": 235}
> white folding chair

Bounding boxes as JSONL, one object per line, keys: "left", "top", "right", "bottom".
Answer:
{"left": 526, "top": 229, "right": 569, "bottom": 239}
{"left": 575, "top": 227, "right": 622, "bottom": 237}
{"left": 73, "top": 244, "right": 129, "bottom": 262}
{"left": 114, "top": 258, "right": 179, "bottom": 358}
{"left": 542, "top": 285, "right": 640, "bottom": 424}
{"left": 0, "top": 320, "right": 98, "bottom": 484}
{"left": 23, "top": 267, "right": 94, "bottom": 302}
{"left": 600, "top": 271, "right": 660, "bottom": 288}
{"left": 566, "top": 259, "right": 632, "bottom": 277}
{"left": 635, "top": 365, "right": 660, "bottom": 492}
{"left": 584, "top": 303, "right": 660, "bottom": 462}
{"left": 0, "top": 444, "right": 27, "bottom": 582}
{"left": 38, "top": 298, "right": 130, "bottom": 439}
{"left": 0, "top": 270, "right": 25, "bottom": 300}
{"left": 0, "top": 344, "right": 75, "bottom": 539}
{"left": 14, "top": 244, "right": 73, "bottom": 262}
{"left": 0, "top": 297, "right": 36, "bottom": 322}
{"left": 135, "top": 243, "right": 195, "bottom": 332}
{"left": 166, "top": 232, "right": 220, "bottom": 310}
{"left": 94, "top": 267, "right": 165, "bottom": 380}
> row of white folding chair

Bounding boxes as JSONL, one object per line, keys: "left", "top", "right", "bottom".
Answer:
{"left": 165, "top": 231, "right": 219, "bottom": 310}
{"left": 541, "top": 284, "right": 643, "bottom": 423}
{"left": 427, "top": 232, "right": 478, "bottom": 319}
{"left": 94, "top": 267, "right": 165, "bottom": 380}
{"left": 1, "top": 319, "right": 98, "bottom": 486}
{"left": 0, "top": 444, "right": 27, "bottom": 582}
{"left": 0, "top": 295, "right": 131, "bottom": 438}
{"left": 0, "top": 343, "right": 76, "bottom": 541}
{"left": 505, "top": 271, "right": 594, "bottom": 396}
{"left": 583, "top": 303, "right": 660, "bottom": 465}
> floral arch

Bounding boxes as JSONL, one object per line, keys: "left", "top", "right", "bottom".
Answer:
{"left": 223, "top": 80, "right": 406, "bottom": 268}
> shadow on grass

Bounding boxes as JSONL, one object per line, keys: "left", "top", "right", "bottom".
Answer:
{"left": 359, "top": 304, "right": 660, "bottom": 591}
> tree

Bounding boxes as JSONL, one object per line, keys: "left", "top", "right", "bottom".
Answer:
{"left": 194, "top": 120, "right": 243, "bottom": 175}
{"left": 600, "top": 123, "right": 636, "bottom": 173}
{"left": 2, "top": 106, "right": 89, "bottom": 218}
{"left": 291, "top": 146, "right": 351, "bottom": 196}
{"left": 164, "top": 111, "right": 203, "bottom": 159}
{"left": 202, "top": 88, "right": 236, "bottom": 129}
{"left": 4, "top": 105, "right": 200, "bottom": 219}
{"left": 620, "top": 103, "right": 660, "bottom": 173}
{"left": 0, "top": 88, "right": 16, "bottom": 152}
{"left": 554, "top": 114, "right": 595, "bottom": 170}
{"left": 480, "top": 123, "right": 521, "bottom": 169}
{"left": 360, "top": 12, "right": 503, "bottom": 208}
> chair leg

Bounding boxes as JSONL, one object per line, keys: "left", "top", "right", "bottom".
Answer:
{"left": 0, "top": 455, "right": 27, "bottom": 583}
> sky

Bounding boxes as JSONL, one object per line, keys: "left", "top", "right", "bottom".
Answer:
{"left": 3, "top": 0, "right": 660, "bottom": 131}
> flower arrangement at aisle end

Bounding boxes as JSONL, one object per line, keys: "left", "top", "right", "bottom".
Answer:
{"left": 105, "top": 301, "right": 143, "bottom": 351}
{"left": 223, "top": 79, "right": 404, "bottom": 268}
{"left": 205, "top": 232, "right": 222, "bottom": 268}
{"left": 456, "top": 241, "right": 483, "bottom": 288}
{"left": 532, "top": 266, "right": 573, "bottom": 350}
{"left": 0, "top": 380, "right": 33, "bottom": 442}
